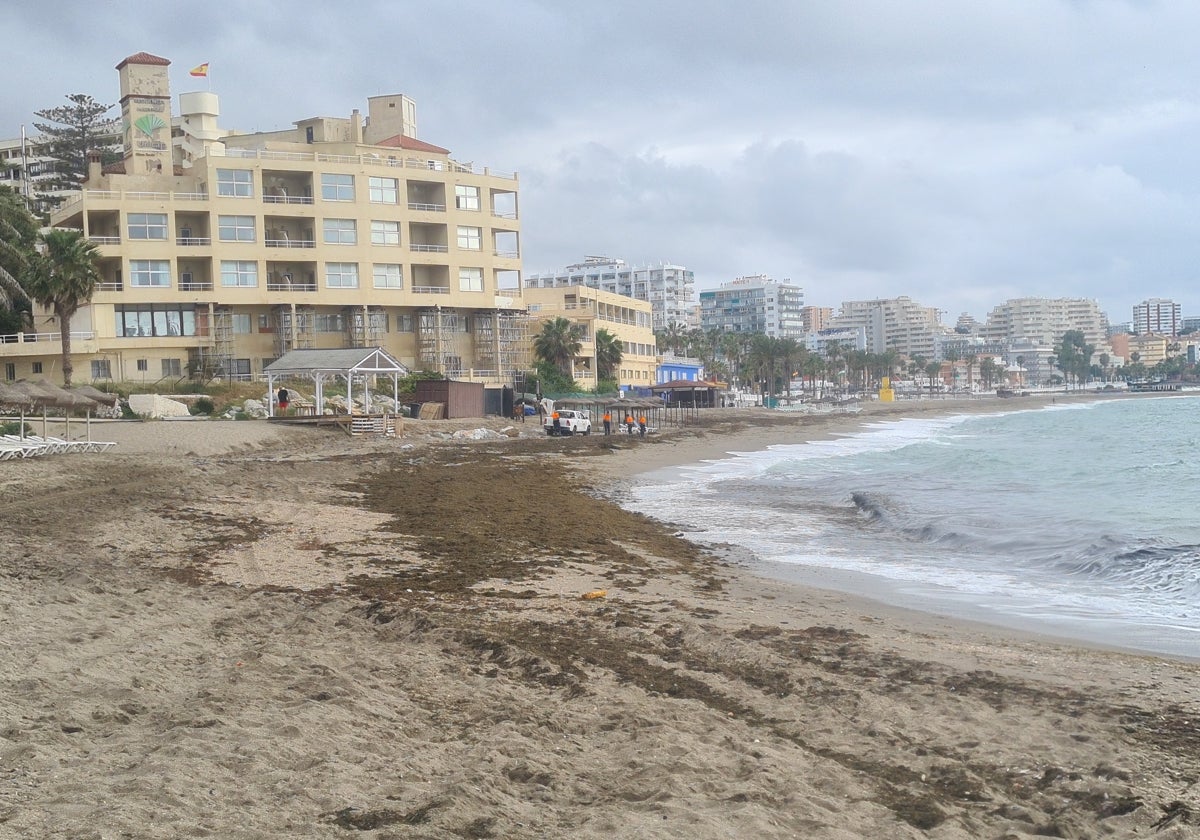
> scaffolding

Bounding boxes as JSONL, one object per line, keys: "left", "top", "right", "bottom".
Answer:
{"left": 192, "top": 305, "right": 235, "bottom": 380}
{"left": 272, "top": 305, "right": 315, "bottom": 357}
{"left": 344, "top": 305, "right": 386, "bottom": 348}
{"left": 473, "top": 309, "right": 531, "bottom": 378}
{"left": 418, "top": 307, "right": 462, "bottom": 374}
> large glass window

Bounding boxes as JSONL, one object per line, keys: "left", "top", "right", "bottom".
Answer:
{"left": 220, "top": 260, "right": 258, "bottom": 287}
{"left": 459, "top": 267, "right": 483, "bottom": 292}
{"left": 321, "top": 173, "right": 355, "bottom": 201}
{"left": 129, "top": 260, "right": 170, "bottom": 287}
{"left": 455, "top": 184, "right": 480, "bottom": 210}
{"left": 371, "top": 220, "right": 400, "bottom": 246}
{"left": 216, "top": 169, "right": 253, "bottom": 197}
{"left": 91, "top": 360, "right": 112, "bottom": 379}
{"left": 114, "top": 305, "right": 196, "bottom": 337}
{"left": 369, "top": 176, "right": 398, "bottom": 204}
{"left": 161, "top": 358, "right": 182, "bottom": 377}
{"left": 128, "top": 213, "right": 167, "bottom": 240}
{"left": 232, "top": 314, "right": 253, "bottom": 334}
{"left": 373, "top": 263, "right": 403, "bottom": 289}
{"left": 218, "top": 215, "right": 255, "bottom": 242}
{"left": 326, "top": 262, "right": 359, "bottom": 288}
{"left": 323, "top": 218, "right": 357, "bottom": 244}
{"left": 315, "top": 313, "right": 345, "bottom": 332}
{"left": 457, "top": 226, "right": 481, "bottom": 250}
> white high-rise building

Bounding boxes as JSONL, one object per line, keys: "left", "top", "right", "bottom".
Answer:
{"left": 698, "top": 275, "right": 806, "bottom": 338}
{"left": 827, "top": 296, "right": 946, "bottom": 358}
{"left": 981, "top": 298, "right": 1109, "bottom": 348}
{"left": 1132, "top": 298, "right": 1181, "bottom": 336}
{"left": 523, "top": 256, "right": 696, "bottom": 330}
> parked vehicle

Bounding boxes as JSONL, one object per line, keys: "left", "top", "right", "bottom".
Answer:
{"left": 545, "top": 409, "right": 591, "bottom": 436}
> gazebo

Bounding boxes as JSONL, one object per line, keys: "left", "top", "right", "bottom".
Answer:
{"left": 263, "top": 347, "right": 409, "bottom": 419}
{"left": 649, "top": 379, "right": 729, "bottom": 425}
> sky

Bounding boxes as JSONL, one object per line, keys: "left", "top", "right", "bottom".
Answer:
{"left": 5, "top": 0, "right": 1200, "bottom": 326}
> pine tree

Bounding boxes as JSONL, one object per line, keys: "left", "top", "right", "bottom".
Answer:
{"left": 32, "top": 94, "right": 121, "bottom": 204}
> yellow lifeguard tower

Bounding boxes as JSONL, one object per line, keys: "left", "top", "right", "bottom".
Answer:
{"left": 878, "top": 376, "right": 895, "bottom": 402}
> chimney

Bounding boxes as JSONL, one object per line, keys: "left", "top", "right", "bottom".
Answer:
{"left": 87, "top": 151, "right": 104, "bottom": 184}
{"left": 351, "top": 109, "right": 363, "bottom": 144}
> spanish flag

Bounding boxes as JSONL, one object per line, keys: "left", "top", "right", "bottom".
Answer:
{"left": 189, "top": 63, "right": 210, "bottom": 78}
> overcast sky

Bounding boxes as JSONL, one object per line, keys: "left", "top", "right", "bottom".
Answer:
{"left": 6, "top": 0, "right": 1200, "bottom": 325}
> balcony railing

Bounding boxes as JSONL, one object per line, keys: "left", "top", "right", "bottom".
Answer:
{"left": 208, "top": 147, "right": 517, "bottom": 179}
{"left": 0, "top": 330, "right": 95, "bottom": 344}
{"left": 410, "top": 244, "right": 448, "bottom": 253}
{"left": 492, "top": 210, "right": 518, "bottom": 220}
{"left": 266, "top": 282, "right": 317, "bottom": 292}
{"left": 179, "top": 280, "right": 213, "bottom": 291}
{"left": 408, "top": 202, "right": 446, "bottom": 212}
{"left": 263, "top": 195, "right": 314, "bottom": 205}
{"left": 177, "top": 237, "right": 211, "bottom": 246}
{"left": 97, "top": 282, "right": 123, "bottom": 292}
{"left": 412, "top": 285, "right": 451, "bottom": 294}
{"left": 265, "top": 238, "right": 316, "bottom": 249}
{"left": 88, "top": 235, "right": 121, "bottom": 245}
{"left": 494, "top": 250, "right": 519, "bottom": 258}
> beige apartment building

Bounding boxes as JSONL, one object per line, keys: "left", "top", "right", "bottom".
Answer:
{"left": 4, "top": 52, "right": 526, "bottom": 385}
{"left": 521, "top": 286, "right": 656, "bottom": 390}
{"left": 827, "top": 296, "right": 946, "bottom": 358}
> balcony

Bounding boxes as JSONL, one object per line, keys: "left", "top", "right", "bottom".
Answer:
{"left": 412, "top": 285, "right": 451, "bottom": 295}
{"left": 408, "top": 202, "right": 446, "bottom": 212}
{"left": 263, "top": 195, "right": 314, "bottom": 205}
{"left": 266, "top": 282, "right": 318, "bottom": 292}
{"left": 177, "top": 237, "right": 211, "bottom": 246}
{"left": 265, "top": 238, "right": 316, "bottom": 249}
{"left": 410, "top": 243, "right": 448, "bottom": 253}
{"left": 0, "top": 331, "right": 98, "bottom": 356}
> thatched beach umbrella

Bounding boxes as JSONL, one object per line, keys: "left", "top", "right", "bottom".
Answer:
{"left": 0, "top": 382, "right": 35, "bottom": 438}
{"left": 69, "top": 385, "right": 115, "bottom": 442}
{"left": 21, "top": 379, "right": 98, "bottom": 439}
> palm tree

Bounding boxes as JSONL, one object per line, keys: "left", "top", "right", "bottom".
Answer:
{"left": 23, "top": 228, "right": 102, "bottom": 385}
{"left": 656, "top": 320, "right": 687, "bottom": 354}
{"left": 594, "top": 328, "right": 623, "bottom": 382}
{"left": 532, "top": 316, "right": 584, "bottom": 378}
{"left": 924, "top": 360, "right": 943, "bottom": 397}
{"left": 777, "top": 337, "right": 803, "bottom": 399}
{"left": 964, "top": 353, "right": 978, "bottom": 393}
{"left": 0, "top": 186, "right": 36, "bottom": 331}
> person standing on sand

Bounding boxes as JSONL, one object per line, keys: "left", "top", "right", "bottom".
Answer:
{"left": 277, "top": 387, "right": 289, "bottom": 414}
{"left": 602, "top": 411, "right": 612, "bottom": 435}
{"left": 514, "top": 402, "right": 525, "bottom": 423}
{"left": 625, "top": 413, "right": 635, "bottom": 435}
{"left": 638, "top": 414, "right": 647, "bottom": 437}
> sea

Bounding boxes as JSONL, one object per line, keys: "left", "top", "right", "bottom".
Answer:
{"left": 629, "top": 395, "right": 1200, "bottom": 660}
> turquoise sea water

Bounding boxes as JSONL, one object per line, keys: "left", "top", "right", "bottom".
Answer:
{"left": 630, "top": 395, "right": 1200, "bottom": 659}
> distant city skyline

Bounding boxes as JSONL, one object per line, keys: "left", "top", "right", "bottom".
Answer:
{"left": 5, "top": 2, "right": 1200, "bottom": 322}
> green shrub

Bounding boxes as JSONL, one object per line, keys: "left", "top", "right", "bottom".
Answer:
{"left": 191, "top": 397, "right": 215, "bottom": 416}
{"left": 0, "top": 420, "right": 29, "bottom": 436}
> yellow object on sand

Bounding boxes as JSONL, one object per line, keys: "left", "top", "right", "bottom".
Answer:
{"left": 581, "top": 590, "right": 607, "bottom": 600}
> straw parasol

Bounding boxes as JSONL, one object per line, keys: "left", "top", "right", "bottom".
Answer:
{"left": 0, "top": 382, "right": 35, "bottom": 438}
{"left": 69, "top": 384, "right": 116, "bottom": 441}
{"left": 16, "top": 380, "right": 98, "bottom": 439}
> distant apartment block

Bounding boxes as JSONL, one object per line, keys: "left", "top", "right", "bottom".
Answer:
{"left": 827, "top": 296, "right": 945, "bottom": 359}
{"left": 699, "top": 275, "right": 805, "bottom": 338}
{"left": 981, "top": 298, "right": 1109, "bottom": 349}
{"left": 6, "top": 52, "right": 525, "bottom": 385}
{"left": 800, "top": 305, "right": 833, "bottom": 334}
{"left": 523, "top": 256, "right": 696, "bottom": 331}
{"left": 807, "top": 327, "right": 866, "bottom": 357}
{"left": 1132, "top": 298, "right": 1181, "bottom": 336}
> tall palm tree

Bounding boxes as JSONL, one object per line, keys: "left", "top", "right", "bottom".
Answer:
{"left": 532, "top": 316, "right": 584, "bottom": 377}
{"left": 0, "top": 186, "right": 36, "bottom": 330}
{"left": 23, "top": 228, "right": 102, "bottom": 385}
{"left": 593, "top": 328, "right": 623, "bottom": 382}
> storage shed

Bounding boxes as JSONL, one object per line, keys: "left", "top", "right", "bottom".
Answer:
{"left": 414, "top": 380, "right": 485, "bottom": 419}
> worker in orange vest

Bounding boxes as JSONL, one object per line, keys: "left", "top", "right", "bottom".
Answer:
{"left": 602, "top": 411, "right": 612, "bottom": 435}
{"left": 638, "top": 414, "right": 647, "bottom": 437}
{"left": 624, "top": 413, "right": 635, "bottom": 435}
{"left": 551, "top": 410, "right": 561, "bottom": 435}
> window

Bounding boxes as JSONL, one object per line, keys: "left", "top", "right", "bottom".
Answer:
{"left": 315, "top": 313, "right": 345, "bottom": 333}
{"left": 218, "top": 215, "right": 255, "bottom": 242}
{"left": 91, "top": 360, "right": 112, "bottom": 379}
{"left": 31, "top": 362, "right": 42, "bottom": 374}
{"left": 373, "top": 263, "right": 403, "bottom": 289}
{"left": 326, "top": 262, "right": 359, "bottom": 288}
{"left": 232, "top": 313, "right": 253, "bottom": 334}
{"left": 136, "top": 359, "right": 148, "bottom": 372}
{"left": 161, "top": 358, "right": 182, "bottom": 377}
{"left": 396, "top": 314, "right": 414, "bottom": 332}
{"left": 128, "top": 213, "right": 167, "bottom": 240}
{"left": 323, "top": 218, "right": 357, "bottom": 245}
{"left": 369, "top": 176, "right": 398, "bottom": 204}
{"left": 455, "top": 184, "right": 480, "bottom": 210}
{"left": 371, "top": 220, "right": 400, "bottom": 246}
{"left": 220, "top": 260, "right": 258, "bottom": 287}
{"left": 216, "top": 169, "right": 253, "bottom": 198}
{"left": 115, "top": 305, "right": 195, "bottom": 337}
{"left": 130, "top": 260, "right": 170, "bottom": 287}
{"left": 457, "top": 226, "right": 481, "bottom": 250}
{"left": 232, "top": 359, "right": 252, "bottom": 379}
{"left": 459, "top": 267, "right": 483, "bottom": 292}
{"left": 321, "top": 173, "right": 354, "bottom": 201}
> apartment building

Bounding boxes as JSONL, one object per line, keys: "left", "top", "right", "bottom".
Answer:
{"left": 1132, "top": 298, "right": 1181, "bottom": 336}
{"left": 981, "top": 298, "right": 1109, "bottom": 349}
{"left": 698, "top": 275, "right": 805, "bottom": 338}
{"left": 524, "top": 256, "right": 696, "bottom": 331}
{"left": 800, "top": 305, "right": 833, "bottom": 334}
{"left": 5, "top": 52, "right": 524, "bottom": 385}
{"left": 521, "top": 285, "right": 656, "bottom": 391}
{"left": 827, "top": 296, "right": 945, "bottom": 359}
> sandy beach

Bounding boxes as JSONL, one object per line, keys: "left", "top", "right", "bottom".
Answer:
{"left": 2, "top": 397, "right": 1197, "bottom": 839}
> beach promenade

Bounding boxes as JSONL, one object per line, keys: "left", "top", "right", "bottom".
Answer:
{"left": 2, "top": 396, "right": 1196, "bottom": 838}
